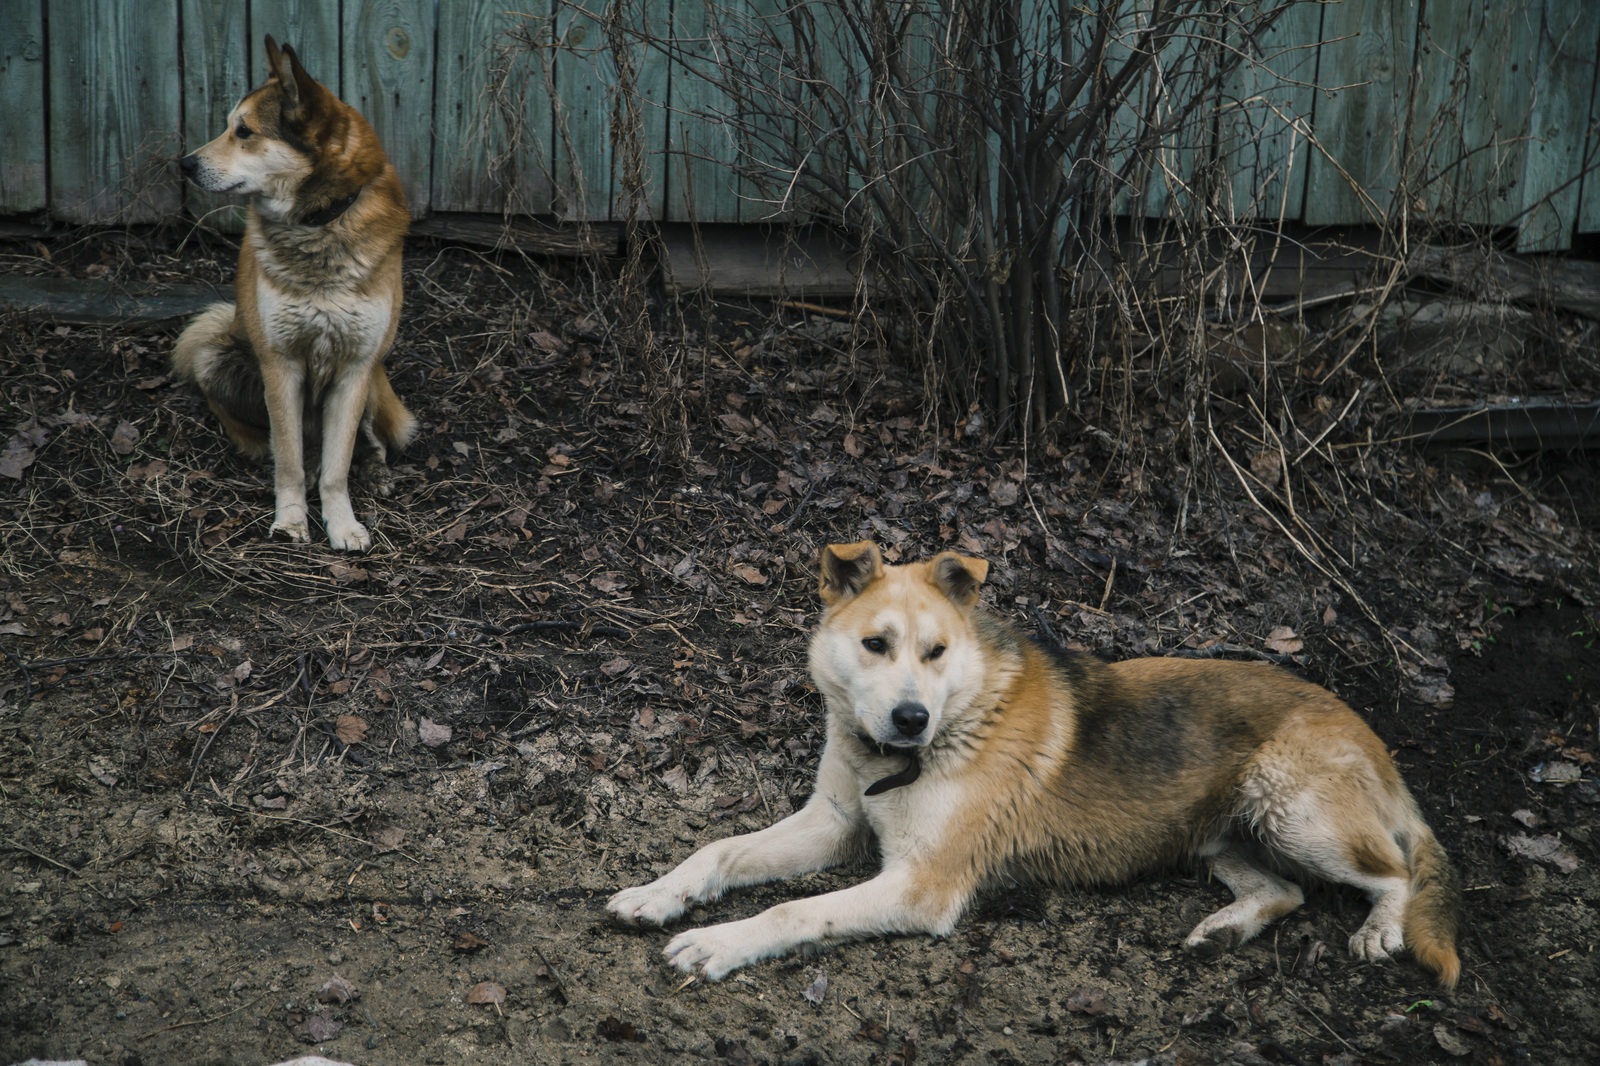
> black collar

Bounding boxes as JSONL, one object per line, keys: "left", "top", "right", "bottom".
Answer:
{"left": 857, "top": 734, "right": 922, "bottom": 796}
{"left": 299, "top": 189, "right": 361, "bottom": 227}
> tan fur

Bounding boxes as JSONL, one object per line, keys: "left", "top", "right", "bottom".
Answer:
{"left": 609, "top": 542, "right": 1462, "bottom": 989}
{"left": 172, "top": 36, "right": 414, "bottom": 551}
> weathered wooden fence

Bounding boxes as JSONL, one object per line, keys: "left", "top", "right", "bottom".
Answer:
{"left": 1, "top": 0, "right": 1598, "bottom": 251}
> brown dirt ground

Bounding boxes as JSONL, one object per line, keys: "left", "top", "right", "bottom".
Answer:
{"left": 1, "top": 231, "right": 1598, "bottom": 1066}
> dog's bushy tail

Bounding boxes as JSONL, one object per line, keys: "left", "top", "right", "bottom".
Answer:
{"left": 1404, "top": 827, "right": 1462, "bottom": 990}
{"left": 172, "top": 302, "right": 271, "bottom": 458}
{"left": 367, "top": 363, "right": 417, "bottom": 454}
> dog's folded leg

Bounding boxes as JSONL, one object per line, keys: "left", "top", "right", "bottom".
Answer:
{"left": 608, "top": 787, "right": 860, "bottom": 928}
{"left": 1183, "top": 843, "right": 1305, "bottom": 957}
{"left": 663, "top": 863, "right": 961, "bottom": 980}
{"left": 317, "top": 365, "right": 376, "bottom": 552}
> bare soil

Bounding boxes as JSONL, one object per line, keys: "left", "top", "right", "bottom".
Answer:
{"left": 1, "top": 232, "right": 1597, "bottom": 1065}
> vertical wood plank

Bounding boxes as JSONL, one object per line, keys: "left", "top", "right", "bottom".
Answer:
{"left": 1220, "top": 1, "right": 1323, "bottom": 220}
{"left": 666, "top": 0, "right": 742, "bottom": 222}
{"left": 1407, "top": 1, "right": 1537, "bottom": 226}
{"left": 249, "top": 1, "right": 341, "bottom": 87}
{"left": 47, "top": 0, "right": 181, "bottom": 224}
{"left": 608, "top": 0, "right": 670, "bottom": 220}
{"left": 344, "top": 0, "right": 437, "bottom": 217}
{"left": 1302, "top": 0, "right": 1419, "bottom": 225}
{"left": 1518, "top": 0, "right": 1600, "bottom": 250}
{"left": 179, "top": 0, "right": 249, "bottom": 229}
{"left": 0, "top": 0, "right": 47, "bottom": 213}
{"left": 552, "top": 1, "right": 613, "bottom": 220}
{"left": 432, "top": 1, "right": 555, "bottom": 215}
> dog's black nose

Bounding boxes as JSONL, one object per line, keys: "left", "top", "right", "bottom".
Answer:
{"left": 178, "top": 154, "right": 199, "bottom": 177}
{"left": 891, "top": 702, "right": 929, "bottom": 739}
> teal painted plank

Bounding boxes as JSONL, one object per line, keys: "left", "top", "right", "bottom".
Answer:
{"left": 552, "top": 3, "right": 612, "bottom": 221}
{"left": 47, "top": 0, "right": 181, "bottom": 224}
{"left": 0, "top": 0, "right": 46, "bottom": 213}
{"left": 1582, "top": 17, "right": 1600, "bottom": 234}
{"left": 1220, "top": 1, "right": 1324, "bottom": 220}
{"left": 180, "top": 0, "right": 249, "bottom": 230}
{"left": 344, "top": 0, "right": 436, "bottom": 217}
{"left": 1142, "top": 11, "right": 1224, "bottom": 219}
{"left": 1408, "top": 2, "right": 1537, "bottom": 226}
{"left": 432, "top": 1, "right": 557, "bottom": 214}
{"left": 613, "top": 0, "right": 671, "bottom": 220}
{"left": 666, "top": 0, "right": 743, "bottom": 223}
{"left": 249, "top": 1, "right": 340, "bottom": 86}
{"left": 1302, "top": 0, "right": 1419, "bottom": 225}
{"left": 1518, "top": 0, "right": 1600, "bottom": 250}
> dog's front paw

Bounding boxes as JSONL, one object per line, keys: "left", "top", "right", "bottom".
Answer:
{"left": 664, "top": 919, "right": 774, "bottom": 981}
{"left": 270, "top": 507, "right": 311, "bottom": 544}
{"left": 1348, "top": 917, "right": 1404, "bottom": 964}
{"left": 608, "top": 883, "right": 691, "bottom": 927}
{"left": 326, "top": 519, "right": 372, "bottom": 553}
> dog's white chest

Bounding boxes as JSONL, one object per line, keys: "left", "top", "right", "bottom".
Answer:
{"left": 256, "top": 273, "right": 391, "bottom": 374}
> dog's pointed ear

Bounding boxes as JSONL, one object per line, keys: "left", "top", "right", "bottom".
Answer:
{"left": 929, "top": 552, "right": 988, "bottom": 609}
{"left": 819, "top": 542, "right": 883, "bottom": 606}
{"left": 265, "top": 36, "right": 300, "bottom": 109}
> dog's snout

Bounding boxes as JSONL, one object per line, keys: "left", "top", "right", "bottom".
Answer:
{"left": 891, "top": 702, "right": 929, "bottom": 739}
{"left": 178, "top": 154, "right": 200, "bottom": 177}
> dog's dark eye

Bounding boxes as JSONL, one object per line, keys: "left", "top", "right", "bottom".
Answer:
{"left": 862, "top": 637, "right": 887, "bottom": 655}
{"left": 926, "top": 644, "right": 946, "bottom": 661}
{"left": 236, "top": 125, "right": 253, "bottom": 140}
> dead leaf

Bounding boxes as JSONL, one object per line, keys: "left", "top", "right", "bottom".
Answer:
{"left": 109, "top": 420, "right": 140, "bottom": 455}
{"left": 466, "top": 980, "right": 506, "bottom": 1007}
{"left": 81, "top": 627, "right": 105, "bottom": 642}
{"left": 292, "top": 1013, "right": 343, "bottom": 1044}
{"left": 598, "top": 1016, "right": 645, "bottom": 1042}
{"left": 1065, "top": 987, "right": 1110, "bottom": 1016}
{"left": 599, "top": 656, "right": 632, "bottom": 677}
{"left": 661, "top": 764, "right": 688, "bottom": 793}
{"left": 1263, "top": 626, "right": 1303, "bottom": 654}
{"left": 1501, "top": 833, "right": 1580, "bottom": 873}
{"left": 442, "top": 519, "right": 468, "bottom": 544}
{"left": 802, "top": 971, "right": 828, "bottom": 1005}
{"left": 418, "top": 717, "right": 452, "bottom": 747}
{"left": 371, "top": 825, "right": 407, "bottom": 853}
{"left": 590, "top": 572, "right": 628, "bottom": 594}
{"left": 1530, "top": 761, "right": 1582, "bottom": 785}
{"left": 317, "top": 973, "right": 360, "bottom": 1005}
{"left": 1433, "top": 1022, "right": 1473, "bottom": 1057}
{"left": 453, "top": 931, "right": 489, "bottom": 953}
{"left": 335, "top": 715, "right": 369, "bottom": 746}
{"left": 169, "top": 633, "right": 194, "bottom": 652}
{"left": 327, "top": 561, "right": 369, "bottom": 586}
{"left": 88, "top": 756, "right": 119, "bottom": 787}
{"left": 731, "top": 563, "right": 767, "bottom": 586}
{"left": 126, "top": 459, "right": 167, "bottom": 480}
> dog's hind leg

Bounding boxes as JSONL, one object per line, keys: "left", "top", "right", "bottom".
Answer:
{"left": 1235, "top": 725, "right": 1427, "bottom": 970}
{"left": 1183, "top": 841, "right": 1305, "bottom": 957}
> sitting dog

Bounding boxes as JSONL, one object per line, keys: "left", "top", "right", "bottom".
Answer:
{"left": 610, "top": 542, "right": 1461, "bottom": 988}
{"left": 173, "top": 36, "right": 413, "bottom": 551}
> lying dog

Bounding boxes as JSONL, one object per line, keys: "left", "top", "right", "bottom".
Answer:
{"left": 610, "top": 542, "right": 1461, "bottom": 988}
{"left": 173, "top": 35, "right": 414, "bottom": 552}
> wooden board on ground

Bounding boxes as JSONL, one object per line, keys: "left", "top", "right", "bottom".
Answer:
{"left": 0, "top": 276, "right": 225, "bottom": 326}
{"left": 658, "top": 224, "right": 857, "bottom": 297}
{"left": 408, "top": 214, "right": 622, "bottom": 256}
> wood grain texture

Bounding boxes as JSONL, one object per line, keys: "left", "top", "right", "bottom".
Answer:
{"left": 180, "top": 0, "right": 249, "bottom": 231}
{"left": 552, "top": 2, "right": 613, "bottom": 221}
{"left": 0, "top": 0, "right": 46, "bottom": 212}
{"left": 1220, "top": 1, "right": 1323, "bottom": 220}
{"left": 665, "top": 0, "right": 742, "bottom": 222}
{"left": 249, "top": 1, "right": 341, "bottom": 87}
{"left": 47, "top": 0, "right": 182, "bottom": 224}
{"left": 1518, "top": 0, "right": 1600, "bottom": 249}
{"left": 1302, "top": 0, "right": 1419, "bottom": 225}
{"left": 344, "top": 0, "right": 436, "bottom": 217}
